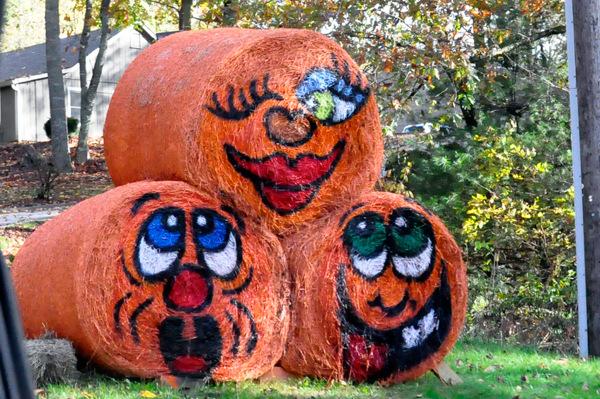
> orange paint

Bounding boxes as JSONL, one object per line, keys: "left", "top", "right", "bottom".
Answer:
{"left": 104, "top": 28, "right": 383, "bottom": 235}
{"left": 11, "top": 181, "right": 289, "bottom": 380}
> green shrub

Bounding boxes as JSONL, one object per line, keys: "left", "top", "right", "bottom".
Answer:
{"left": 43, "top": 117, "right": 79, "bottom": 139}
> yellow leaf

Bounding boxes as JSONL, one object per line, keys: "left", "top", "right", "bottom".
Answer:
{"left": 82, "top": 393, "right": 93, "bottom": 398}
{"left": 140, "top": 391, "right": 157, "bottom": 398}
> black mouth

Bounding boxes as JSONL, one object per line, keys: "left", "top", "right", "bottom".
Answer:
{"left": 337, "top": 260, "right": 452, "bottom": 383}
{"left": 158, "top": 316, "right": 222, "bottom": 378}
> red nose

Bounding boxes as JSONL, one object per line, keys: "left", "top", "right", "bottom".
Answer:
{"left": 167, "top": 270, "right": 210, "bottom": 310}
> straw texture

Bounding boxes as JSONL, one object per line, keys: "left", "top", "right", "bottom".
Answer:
{"left": 11, "top": 181, "right": 289, "bottom": 381}
{"left": 104, "top": 28, "right": 383, "bottom": 236}
{"left": 280, "top": 192, "right": 467, "bottom": 384}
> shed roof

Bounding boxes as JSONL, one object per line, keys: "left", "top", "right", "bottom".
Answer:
{"left": 0, "top": 29, "right": 121, "bottom": 84}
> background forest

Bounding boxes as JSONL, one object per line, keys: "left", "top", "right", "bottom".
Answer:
{"left": 1, "top": 0, "right": 575, "bottom": 352}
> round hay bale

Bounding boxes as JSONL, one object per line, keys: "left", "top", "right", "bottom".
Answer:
{"left": 104, "top": 28, "right": 383, "bottom": 235}
{"left": 25, "top": 334, "right": 78, "bottom": 387}
{"left": 280, "top": 192, "right": 467, "bottom": 384}
{"left": 11, "top": 181, "right": 289, "bottom": 381}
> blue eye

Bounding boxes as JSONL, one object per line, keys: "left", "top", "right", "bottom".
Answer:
{"left": 135, "top": 208, "right": 186, "bottom": 281}
{"left": 296, "top": 68, "right": 370, "bottom": 126}
{"left": 147, "top": 212, "right": 184, "bottom": 249}
{"left": 195, "top": 213, "right": 228, "bottom": 250}
{"left": 192, "top": 209, "right": 242, "bottom": 280}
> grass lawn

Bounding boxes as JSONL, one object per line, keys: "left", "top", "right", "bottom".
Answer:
{"left": 45, "top": 340, "right": 599, "bottom": 399}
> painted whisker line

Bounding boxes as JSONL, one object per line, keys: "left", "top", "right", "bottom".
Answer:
{"left": 113, "top": 292, "right": 132, "bottom": 335}
{"left": 225, "top": 311, "right": 241, "bottom": 356}
{"left": 121, "top": 251, "right": 141, "bottom": 286}
{"left": 222, "top": 267, "right": 254, "bottom": 296}
{"left": 130, "top": 297, "right": 154, "bottom": 344}
{"left": 230, "top": 299, "right": 258, "bottom": 355}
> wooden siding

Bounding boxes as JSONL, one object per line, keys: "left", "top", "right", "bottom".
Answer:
{"left": 4, "top": 28, "right": 153, "bottom": 142}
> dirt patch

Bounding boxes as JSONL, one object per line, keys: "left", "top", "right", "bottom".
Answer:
{"left": 0, "top": 138, "right": 113, "bottom": 209}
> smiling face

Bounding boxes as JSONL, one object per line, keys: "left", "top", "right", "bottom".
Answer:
{"left": 280, "top": 192, "right": 467, "bottom": 383}
{"left": 104, "top": 29, "right": 383, "bottom": 234}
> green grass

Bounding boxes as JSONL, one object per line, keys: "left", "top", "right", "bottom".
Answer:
{"left": 45, "top": 340, "right": 600, "bottom": 399}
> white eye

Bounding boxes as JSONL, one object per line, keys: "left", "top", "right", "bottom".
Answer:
{"left": 138, "top": 236, "right": 179, "bottom": 276}
{"left": 196, "top": 215, "right": 207, "bottom": 227}
{"left": 332, "top": 95, "right": 356, "bottom": 123}
{"left": 203, "top": 232, "right": 239, "bottom": 278}
{"left": 350, "top": 249, "right": 388, "bottom": 279}
{"left": 392, "top": 238, "right": 433, "bottom": 278}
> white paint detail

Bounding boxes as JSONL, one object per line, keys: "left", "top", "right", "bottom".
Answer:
{"left": 138, "top": 236, "right": 178, "bottom": 276}
{"left": 589, "top": 195, "right": 593, "bottom": 203}
{"left": 203, "top": 231, "right": 238, "bottom": 277}
{"left": 332, "top": 95, "right": 356, "bottom": 123}
{"left": 167, "top": 215, "right": 177, "bottom": 227}
{"left": 402, "top": 309, "right": 439, "bottom": 349}
{"left": 357, "top": 221, "right": 367, "bottom": 230}
{"left": 392, "top": 239, "right": 433, "bottom": 278}
{"left": 395, "top": 217, "right": 407, "bottom": 228}
{"left": 197, "top": 215, "right": 207, "bottom": 227}
{"left": 351, "top": 249, "right": 387, "bottom": 278}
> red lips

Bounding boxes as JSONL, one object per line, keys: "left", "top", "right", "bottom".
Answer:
{"left": 225, "top": 141, "right": 346, "bottom": 214}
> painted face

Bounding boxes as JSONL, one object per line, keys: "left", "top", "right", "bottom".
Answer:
{"left": 12, "top": 182, "right": 289, "bottom": 381}
{"left": 113, "top": 191, "right": 284, "bottom": 379}
{"left": 280, "top": 193, "right": 467, "bottom": 384}
{"left": 104, "top": 29, "right": 383, "bottom": 234}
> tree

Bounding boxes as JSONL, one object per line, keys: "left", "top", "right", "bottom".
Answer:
{"left": 45, "top": 0, "right": 73, "bottom": 173}
{"left": 179, "top": 0, "right": 192, "bottom": 30}
{"left": 75, "top": 0, "right": 111, "bottom": 164}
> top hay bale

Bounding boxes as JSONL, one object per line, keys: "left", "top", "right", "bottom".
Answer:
{"left": 104, "top": 28, "right": 383, "bottom": 235}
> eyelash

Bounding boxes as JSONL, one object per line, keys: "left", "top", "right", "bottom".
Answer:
{"left": 206, "top": 74, "right": 283, "bottom": 121}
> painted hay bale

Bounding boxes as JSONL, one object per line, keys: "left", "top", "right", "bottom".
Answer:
{"left": 11, "top": 181, "right": 289, "bottom": 381}
{"left": 104, "top": 28, "right": 383, "bottom": 235}
{"left": 280, "top": 192, "right": 467, "bottom": 384}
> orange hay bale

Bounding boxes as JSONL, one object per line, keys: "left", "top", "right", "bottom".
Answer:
{"left": 280, "top": 192, "right": 467, "bottom": 384}
{"left": 11, "top": 181, "right": 289, "bottom": 381}
{"left": 104, "top": 28, "right": 383, "bottom": 236}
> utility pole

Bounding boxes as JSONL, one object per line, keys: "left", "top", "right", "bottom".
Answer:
{"left": 569, "top": 0, "right": 600, "bottom": 356}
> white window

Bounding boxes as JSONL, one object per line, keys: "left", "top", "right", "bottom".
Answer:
{"left": 67, "top": 87, "right": 81, "bottom": 120}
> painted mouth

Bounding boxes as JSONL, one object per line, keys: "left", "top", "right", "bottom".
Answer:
{"left": 224, "top": 140, "right": 346, "bottom": 215}
{"left": 337, "top": 261, "right": 452, "bottom": 383}
{"left": 158, "top": 315, "right": 222, "bottom": 378}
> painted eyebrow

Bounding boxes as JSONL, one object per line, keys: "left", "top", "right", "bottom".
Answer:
{"left": 131, "top": 192, "right": 160, "bottom": 216}
{"left": 220, "top": 205, "right": 246, "bottom": 236}
{"left": 338, "top": 202, "right": 367, "bottom": 227}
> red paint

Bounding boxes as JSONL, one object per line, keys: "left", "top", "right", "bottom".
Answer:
{"left": 262, "top": 186, "right": 315, "bottom": 212}
{"left": 168, "top": 270, "right": 208, "bottom": 309}
{"left": 171, "top": 356, "right": 208, "bottom": 373}
{"left": 346, "top": 334, "right": 388, "bottom": 382}
{"left": 232, "top": 145, "right": 343, "bottom": 187}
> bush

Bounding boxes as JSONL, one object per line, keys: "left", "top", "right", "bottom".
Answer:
{"left": 43, "top": 117, "right": 79, "bottom": 139}
{"left": 383, "top": 98, "right": 576, "bottom": 352}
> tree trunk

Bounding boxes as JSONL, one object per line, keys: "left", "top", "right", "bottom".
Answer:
{"left": 76, "top": 0, "right": 111, "bottom": 164}
{"left": 572, "top": 0, "right": 600, "bottom": 356}
{"left": 45, "top": 0, "right": 72, "bottom": 173}
{"left": 179, "top": 0, "right": 192, "bottom": 31}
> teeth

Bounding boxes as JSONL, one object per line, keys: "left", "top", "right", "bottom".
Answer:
{"left": 402, "top": 309, "right": 439, "bottom": 349}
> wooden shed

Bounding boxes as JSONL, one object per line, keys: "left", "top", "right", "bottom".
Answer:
{"left": 0, "top": 25, "right": 171, "bottom": 143}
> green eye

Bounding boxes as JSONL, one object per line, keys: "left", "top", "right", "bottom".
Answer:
{"left": 309, "top": 92, "right": 335, "bottom": 120}
{"left": 389, "top": 208, "right": 436, "bottom": 280}
{"left": 344, "top": 212, "right": 386, "bottom": 258}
